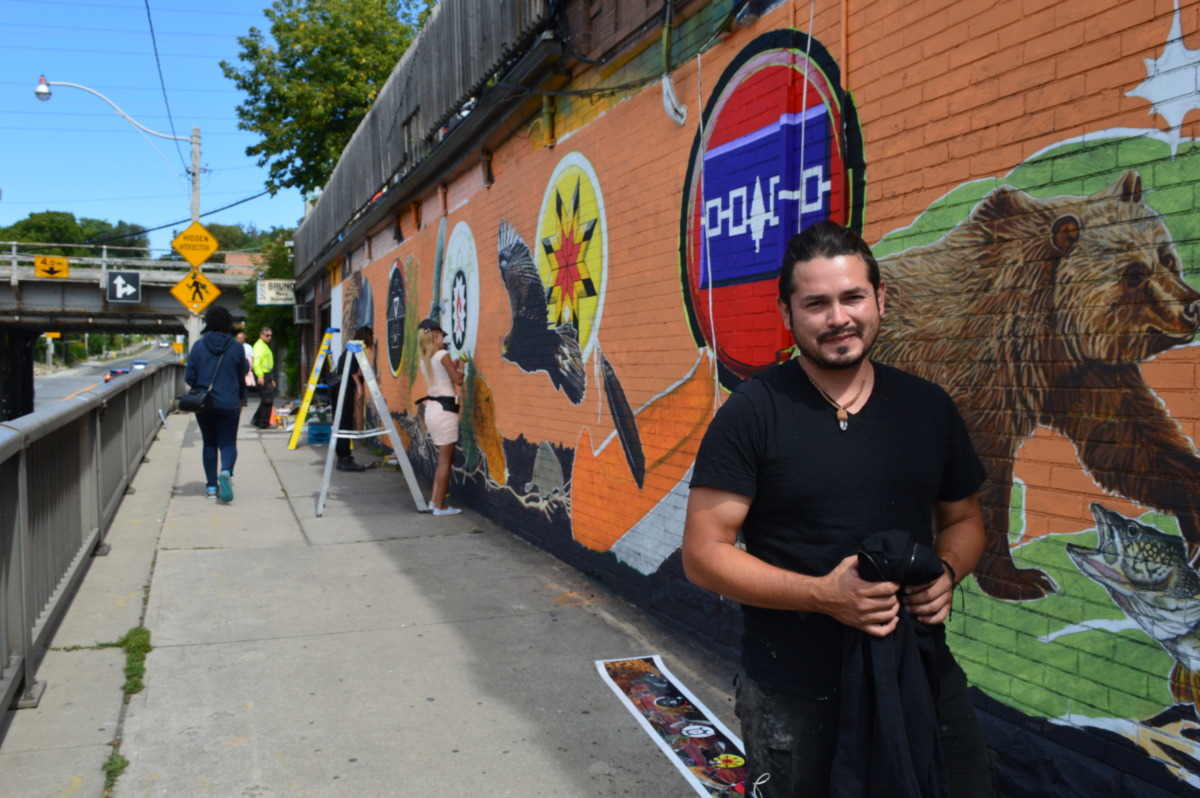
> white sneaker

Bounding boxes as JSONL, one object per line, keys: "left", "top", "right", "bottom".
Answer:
{"left": 431, "top": 506, "right": 462, "bottom": 516}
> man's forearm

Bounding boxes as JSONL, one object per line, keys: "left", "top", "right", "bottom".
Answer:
{"left": 684, "top": 538, "right": 823, "bottom": 612}
{"left": 934, "top": 518, "right": 985, "bottom": 585}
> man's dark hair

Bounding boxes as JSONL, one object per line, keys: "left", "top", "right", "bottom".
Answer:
{"left": 778, "top": 220, "right": 881, "bottom": 301}
{"left": 202, "top": 305, "right": 234, "bottom": 334}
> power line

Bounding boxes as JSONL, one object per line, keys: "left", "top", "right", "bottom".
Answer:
{"left": 6, "top": 22, "right": 232, "bottom": 39}
{"left": 7, "top": 188, "right": 271, "bottom": 205}
{"left": 2, "top": 109, "right": 242, "bottom": 122}
{"left": 0, "top": 126, "right": 244, "bottom": 137}
{"left": 6, "top": 45, "right": 228, "bottom": 60}
{"left": 86, "top": 190, "right": 273, "bottom": 243}
{"left": 0, "top": 81, "right": 239, "bottom": 95}
{"left": 7, "top": 0, "right": 259, "bottom": 17}
{"left": 143, "top": 0, "right": 188, "bottom": 172}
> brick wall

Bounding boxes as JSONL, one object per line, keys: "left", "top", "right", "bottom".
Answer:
{"left": 322, "top": 1, "right": 1200, "bottom": 792}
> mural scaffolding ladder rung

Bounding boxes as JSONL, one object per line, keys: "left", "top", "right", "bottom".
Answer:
{"left": 316, "top": 339, "right": 427, "bottom": 517}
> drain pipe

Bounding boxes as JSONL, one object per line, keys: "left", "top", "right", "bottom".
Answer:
{"left": 661, "top": 0, "right": 687, "bottom": 125}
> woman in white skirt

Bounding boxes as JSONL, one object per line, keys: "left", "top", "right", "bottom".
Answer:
{"left": 418, "top": 318, "right": 463, "bottom": 515}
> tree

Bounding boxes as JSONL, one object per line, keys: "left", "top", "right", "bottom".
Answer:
{"left": 0, "top": 211, "right": 150, "bottom": 257}
{"left": 220, "top": 0, "right": 432, "bottom": 196}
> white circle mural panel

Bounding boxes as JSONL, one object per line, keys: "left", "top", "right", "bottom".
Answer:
{"left": 439, "top": 221, "right": 480, "bottom": 359}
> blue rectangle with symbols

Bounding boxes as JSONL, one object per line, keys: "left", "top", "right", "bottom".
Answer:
{"left": 699, "top": 109, "right": 833, "bottom": 289}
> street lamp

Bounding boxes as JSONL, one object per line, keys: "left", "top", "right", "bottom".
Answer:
{"left": 35, "top": 75, "right": 201, "bottom": 224}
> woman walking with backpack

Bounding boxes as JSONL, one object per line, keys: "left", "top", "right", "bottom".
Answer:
{"left": 185, "top": 306, "right": 248, "bottom": 501}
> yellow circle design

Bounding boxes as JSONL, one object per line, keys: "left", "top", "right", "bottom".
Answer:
{"left": 536, "top": 153, "right": 607, "bottom": 360}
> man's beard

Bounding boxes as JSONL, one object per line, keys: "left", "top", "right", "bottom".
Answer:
{"left": 795, "top": 324, "right": 876, "bottom": 370}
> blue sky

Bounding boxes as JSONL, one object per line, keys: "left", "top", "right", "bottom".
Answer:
{"left": 1, "top": 0, "right": 307, "bottom": 256}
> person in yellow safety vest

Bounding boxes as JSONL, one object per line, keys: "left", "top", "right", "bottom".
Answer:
{"left": 250, "top": 327, "right": 276, "bottom": 429}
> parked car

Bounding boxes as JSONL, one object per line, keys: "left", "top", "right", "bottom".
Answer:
{"left": 105, "top": 368, "right": 130, "bottom": 383}
{"left": 132, "top": 360, "right": 148, "bottom": 370}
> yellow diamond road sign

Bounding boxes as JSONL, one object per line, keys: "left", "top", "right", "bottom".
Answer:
{"left": 35, "top": 256, "right": 69, "bottom": 278}
{"left": 171, "top": 268, "right": 220, "bottom": 315}
{"left": 172, "top": 221, "right": 218, "bottom": 268}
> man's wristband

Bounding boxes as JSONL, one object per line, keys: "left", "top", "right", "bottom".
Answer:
{"left": 941, "top": 558, "right": 958, "bottom": 586}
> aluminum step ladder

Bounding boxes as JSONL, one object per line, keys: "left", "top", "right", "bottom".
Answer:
{"left": 316, "top": 339, "right": 427, "bottom": 517}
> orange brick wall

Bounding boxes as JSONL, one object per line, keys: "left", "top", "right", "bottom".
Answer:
{"left": 319, "top": 1, "right": 1200, "bottom": 790}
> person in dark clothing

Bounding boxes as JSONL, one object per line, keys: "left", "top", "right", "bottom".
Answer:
{"left": 184, "top": 306, "right": 248, "bottom": 501}
{"left": 682, "top": 221, "right": 995, "bottom": 798}
{"left": 333, "top": 326, "right": 373, "bottom": 472}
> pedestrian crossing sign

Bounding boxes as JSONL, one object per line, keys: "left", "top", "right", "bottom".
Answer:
{"left": 171, "top": 268, "right": 220, "bottom": 315}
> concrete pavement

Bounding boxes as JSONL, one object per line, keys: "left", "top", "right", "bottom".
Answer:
{"left": 0, "top": 411, "right": 737, "bottom": 796}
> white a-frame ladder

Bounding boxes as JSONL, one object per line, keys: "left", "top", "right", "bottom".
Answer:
{"left": 316, "top": 340, "right": 427, "bottom": 517}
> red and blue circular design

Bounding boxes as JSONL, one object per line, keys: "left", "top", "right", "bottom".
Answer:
{"left": 679, "top": 30, "right": 865, "bottom": 391}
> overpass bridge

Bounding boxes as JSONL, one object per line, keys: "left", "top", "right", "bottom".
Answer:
{"left": 0, "top": 254, "right": 256, "bottom": 420}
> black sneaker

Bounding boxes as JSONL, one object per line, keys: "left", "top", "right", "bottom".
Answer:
{"left": 337, "top": 459, "right": 367, "bottom": 472}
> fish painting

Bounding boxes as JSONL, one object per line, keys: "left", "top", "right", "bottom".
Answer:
{"left": 1066, "top": 503, "right": 1200, "bottom": 709}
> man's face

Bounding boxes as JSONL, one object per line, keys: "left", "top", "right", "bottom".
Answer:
{"left": 776, "top": 253, "right": 885, "bottom": 370}
{"left": 236, "top": 333, "right": 245, "bottom": 343}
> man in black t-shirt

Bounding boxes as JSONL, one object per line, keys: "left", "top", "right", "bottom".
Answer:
{"left": 683, "top": 221, "right": 994, "bottom": 797}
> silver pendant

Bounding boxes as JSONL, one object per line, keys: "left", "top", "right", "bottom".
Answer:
{"left": 839, "top": 419, "right": 848, "bottom": 432}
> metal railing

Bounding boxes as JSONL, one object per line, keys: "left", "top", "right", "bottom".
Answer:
{"left": 0, "top": 361, "right": 183, "bottom": 711}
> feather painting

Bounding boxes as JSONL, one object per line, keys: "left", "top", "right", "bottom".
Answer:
{"left": 598, "top": 348, "right": 645, "bottom": 489}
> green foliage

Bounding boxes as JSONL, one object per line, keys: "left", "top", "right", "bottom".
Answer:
{"left": 103, "top": 753, "right": 129, "bottom": 790}
{"left": 63, "top": 340, "right": 87, "bottom": 365}
{"left": 241, "top": 233, "right": 301, "bottom": 392}
{"left": 0, "top": 211, "right": 149, "bottom": 256}
{"left": 220, "top": 0, "right": 433, "bottom": 195}
{"left": 116, "top": 626, "right": 152, "bottom": 695}
{"left": 173, "top": 221, "right": 285, "bottom": 264}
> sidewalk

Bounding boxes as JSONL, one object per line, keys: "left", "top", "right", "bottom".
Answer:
{"left": 0, "top": 412, "right": 737, "bottom": 796}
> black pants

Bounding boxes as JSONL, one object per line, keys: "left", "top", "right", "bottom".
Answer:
{"left": 734, "top": 661, "right": 995, "bottom": 798}
{"left": 196, "top": 406, "right": 239, "bottom": 488}
{"left": 335, "top": 390, "right": 357, "bottom": 459}
{"left": 251, "top": 379, "right": 275, "bottom": 426}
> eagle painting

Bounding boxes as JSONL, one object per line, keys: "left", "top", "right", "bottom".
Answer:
{"left": 497, "top": 220, "right": 587, "bottom": 404}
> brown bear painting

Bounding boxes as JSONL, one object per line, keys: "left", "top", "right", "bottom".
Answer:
{"left": 875, "top": 170, "right": 1200, "bottom": 601}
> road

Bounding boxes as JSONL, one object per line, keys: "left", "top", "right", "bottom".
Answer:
{"left": 33, "top": 344, "right": 178, "bottom": 411}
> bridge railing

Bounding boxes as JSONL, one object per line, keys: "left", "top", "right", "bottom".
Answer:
{"left": 0, "top": 361, "right": 184, "bottom": 711}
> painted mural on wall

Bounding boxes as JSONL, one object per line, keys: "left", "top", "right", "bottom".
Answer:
{"left": 568, "top": 27, "right": 868, "bottom": 576}
{"left": 869, "top": 131, "right": 1200, "bottom": 780}
{"left": 498, "top": 152, "right": 610, "bottom": 405}
{"left": 385, "top": 260, "right": 406, "bottom": 377}
{"left": 343, "top": 4, "right": 1200, "bottom": 787}
{"left": 341, "top": 270, "right": 380, "bottom": 439}
{"left": 439, "top": 222, "right": 480, "bottom": 361}
{"left": 876, "top": 167, "right": 1200, "bottom": 602}
{"left": 679, "top": 29, "right": 864, "bottom": 391}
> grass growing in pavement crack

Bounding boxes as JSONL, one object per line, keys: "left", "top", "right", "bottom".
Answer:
{"left": 103, "top": 753, "right": 129, "bottom": 790}
{"left": 65, "top": 626, "right": 153, "bottom": 696}
{"left": 113, "top": 627, "right": 152, "bottom": 695}
{"left": 96, "top": 628, "right": 150, "bottom": 795}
